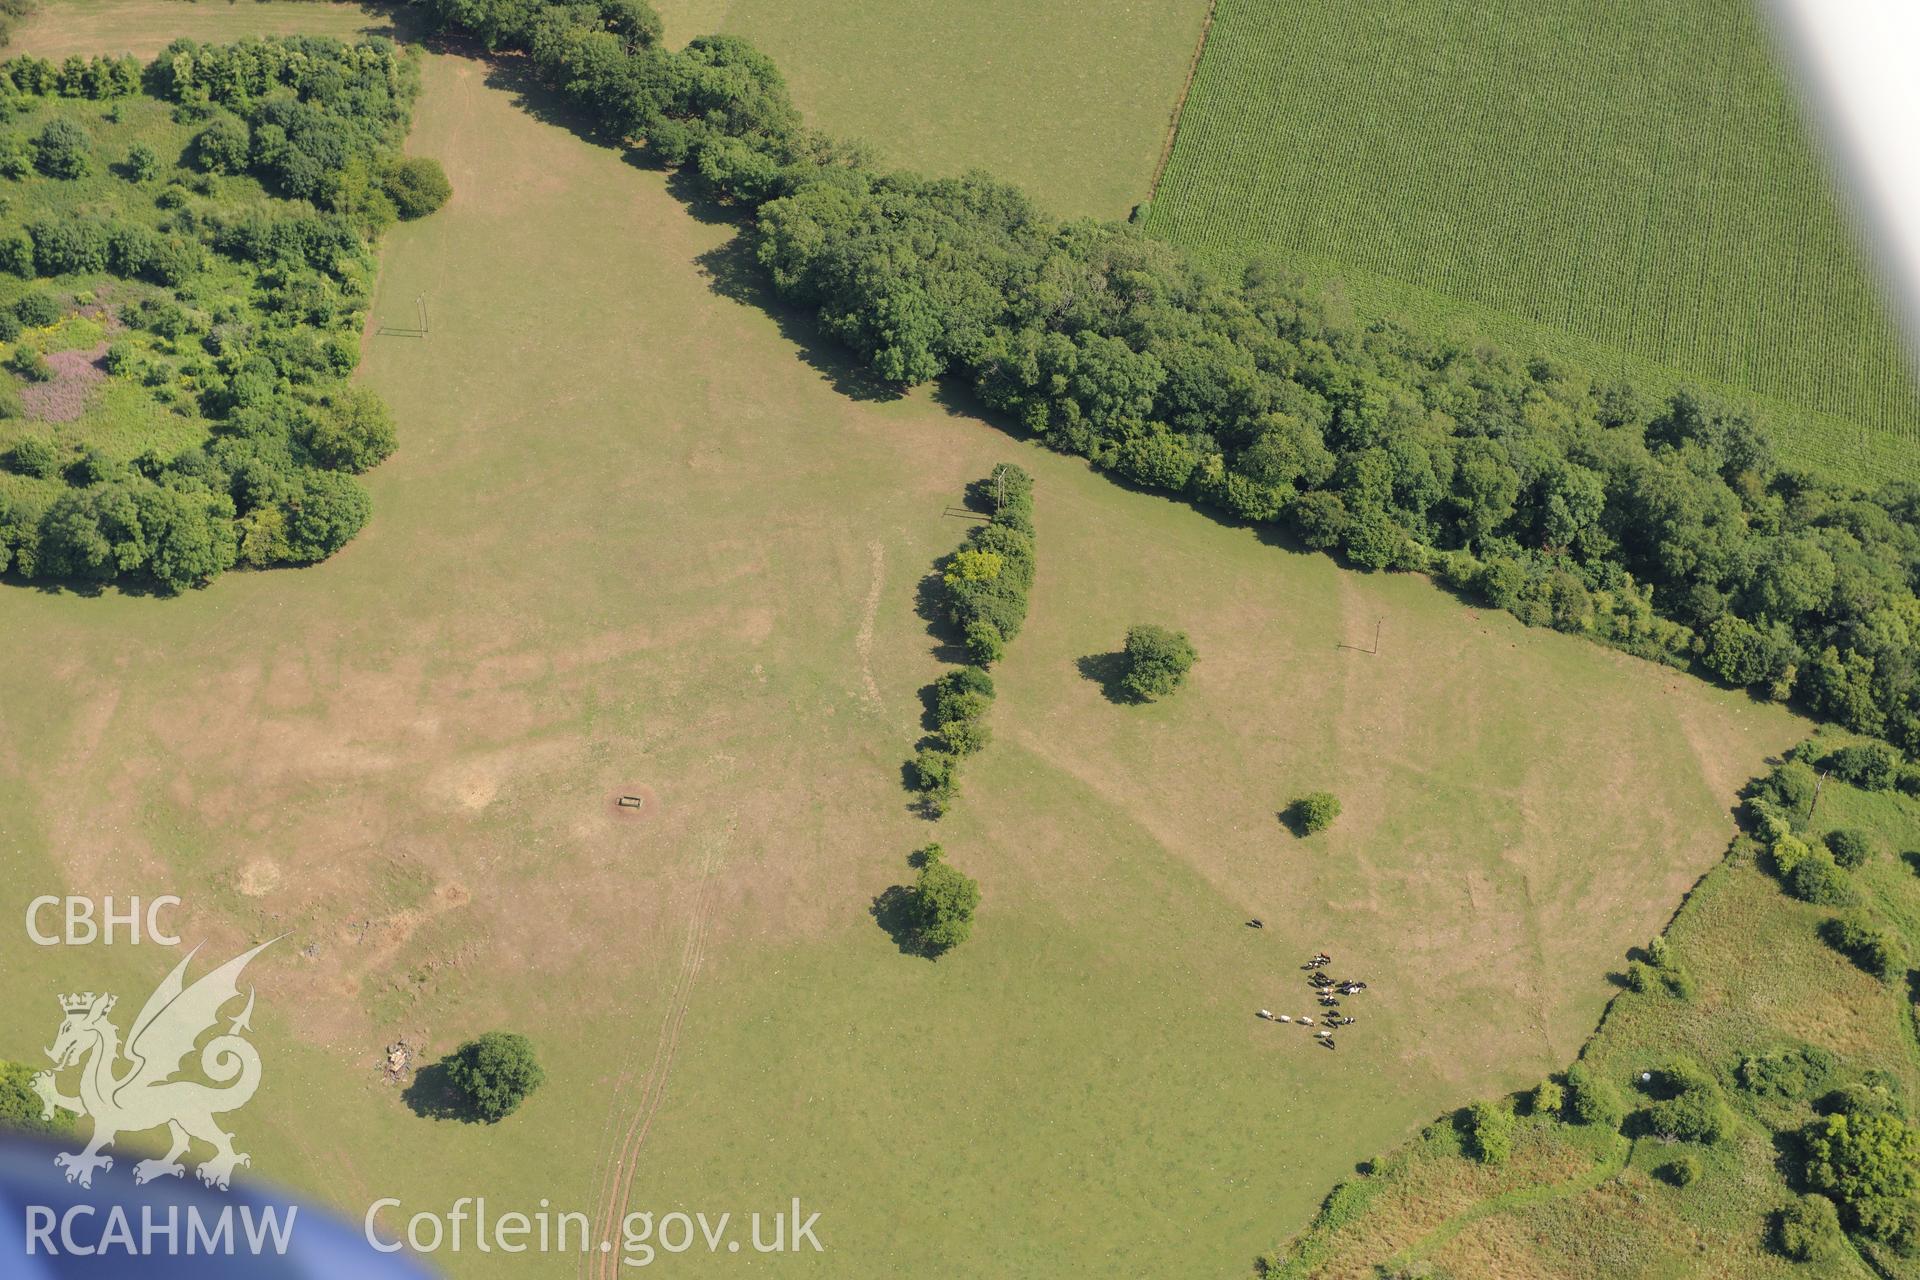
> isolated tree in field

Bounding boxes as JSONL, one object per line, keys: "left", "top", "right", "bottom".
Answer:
{"left": 124, "top": 141, "right": 159, "bottom": 183}
{"left": 1784, "top": 849, "right": 1855, "bottom": 907}
{"left": 445, "top": 1031, "right": 545, "bottom": 1121}
{"left": 6, "top": 344, "right": 51, "bottom": 383}
{"left": 1737, "top": 1046, "right": 1834, "bottom": 1101}
{"left": 1825, "top": 827, "right": 1875, "bottom": 870}
{"left": 384, "top": 155, "right": 452, "bottom": 219}
{"left": 0, "top": 135, "right": 29, "bottom": 180}
{"left": 1640, "top": 1057, "right": 1732, "bottom": 1144}
{"left": 1119, "top": 623, "right": 1196, "bottom": 700}
{"left": 1286, "top": 791, "right": 1340, "bottom": 836}
{"left": 1658, "top": 1153, "right": 1699, "bottom": 1187}
{"left": 911, "top": 843, "right": 980, "bottom": 953}
{"left": 32, "top": 118, "right": 91, "bottom": 178}
{"left": 1624, "top": 959, "right": 1657, "bottom": 994}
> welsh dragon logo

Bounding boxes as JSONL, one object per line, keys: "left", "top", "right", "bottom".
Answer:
{"left": 30, "top": 939, "right": 277, "bottom": 1191}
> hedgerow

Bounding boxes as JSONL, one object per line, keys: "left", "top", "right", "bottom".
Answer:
{"left": 414, "top": 0, "right": 1920, "bottom": 759}
{"left": 906, "top": 466, "right": 1035, "bottom": 816}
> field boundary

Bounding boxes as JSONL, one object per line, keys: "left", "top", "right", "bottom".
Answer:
{"left": 1139, "top": 0, "right": 1920, "bottom": 480}
{"left": 1145, "top": 0, "right": 1218, "bottom": 203}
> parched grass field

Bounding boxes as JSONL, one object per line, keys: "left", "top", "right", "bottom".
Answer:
{"left": 1272, "top": 759, "right": 1920, "bottom": 1278}
{"left": 649, "top": 0, "right": 1211, "bottom": 220}
{"left": 0, "top": 10, "right": 1810, "bottom": 1275}
{"left": 1146, "top": 0, "right": 1920, "bottom": 486}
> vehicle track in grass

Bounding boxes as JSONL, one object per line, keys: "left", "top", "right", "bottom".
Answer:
{"left": 583, "top": 840, "right": 720, "bottom": 1279}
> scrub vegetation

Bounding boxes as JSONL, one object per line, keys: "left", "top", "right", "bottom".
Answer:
{"left": 0, "top": 35, "right": 443, "bottom": 591}
{"left": 1266, "top": 746, "right": 1920, "bottom": 1277}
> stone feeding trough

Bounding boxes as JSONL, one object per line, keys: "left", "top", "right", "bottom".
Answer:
{"left": 609, "top": 785, "right": 658, "bottom": 820}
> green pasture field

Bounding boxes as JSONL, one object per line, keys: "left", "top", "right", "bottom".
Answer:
{"left": 1, "top": 9, "right": 1809, "bottom": 1275}
{"left": 1146, "top": 0, "right": 1920, "bottom": 486}
{"left": 1272, "top": 754, "right": 1920, "bottom": 1278}
{"left": 6, "top": 0, "right": 395, "bottom": 57}
{"left": 15, "top": 0, "right": 1210, "bottom": 220}
{"left": 649, "top": 0, "right": 1211, "bottom": 220}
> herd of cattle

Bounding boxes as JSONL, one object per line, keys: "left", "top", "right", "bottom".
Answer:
{"left": 1256, "top": 951, "right": 1371, "bottom": 1050}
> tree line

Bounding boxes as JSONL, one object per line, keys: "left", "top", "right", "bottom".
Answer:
{"left": 0, "top": 54, "right": 142, "bottom": 102}
{"left": 415, "top": 0, "right": 1920, "bottom": 757}
{"left": 907, "top": 464, "right": 1034, "bottom": 816}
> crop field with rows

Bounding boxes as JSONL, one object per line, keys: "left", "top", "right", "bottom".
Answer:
{"left": 1146, "top": 0, "right": 1920, "bottom": 483}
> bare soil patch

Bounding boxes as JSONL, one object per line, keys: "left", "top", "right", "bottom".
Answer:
{"left": 22, "top": 344, "right": 107, "bottom": 422}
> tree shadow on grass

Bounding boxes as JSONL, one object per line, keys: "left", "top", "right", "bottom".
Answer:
{"left": 662, "top": 164, "right": 748, "bottom": 228}
{"left": 2, "top": 567, "right": 177, "bottom": 599}
{"left": 894, "top": 759, "right": 946, "bottom": 822}
{"left": 400, "top": 1061, "right": 486, "bottom": 1124}
{"left": 429, "top": 35, "right": 1425, "bottom": 646}
{"left": 913, "top": 571, "right": 968, "bottom": 664}
{"left": 1769, "top": 1125, "right": 1813, "bottom": 1192}
{"left": 691, "top": 236, "right": 905, "bottom": 403}
{"left": 347, "top": 0, "right": 419, "bottom": 42}
{"left": 473, "top": 50, "right": 616, "bottom": 144}
{"left": 1075, "top": 651, "right": 1132, "bottom": 704}
{"left": 1277, "top": 801, "right": 1320, "bottom": 838}
{"left": 869, "top": 885, "right": 934, "bottom": 959}
{"left": 916, "top": 683, "right": 945, "bottom": 734}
